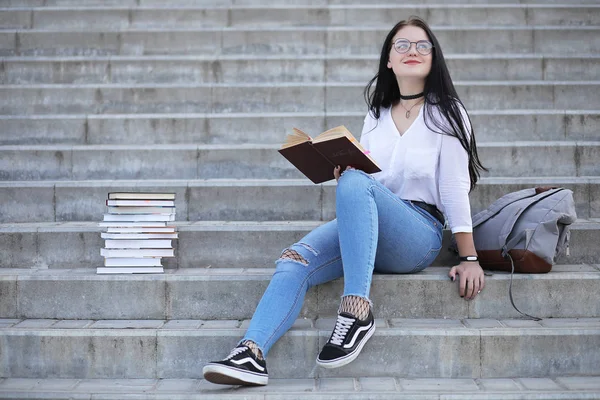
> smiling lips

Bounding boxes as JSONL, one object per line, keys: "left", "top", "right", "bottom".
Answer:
{"left": 404, "top": 60, "right": 421, "bottom": 65}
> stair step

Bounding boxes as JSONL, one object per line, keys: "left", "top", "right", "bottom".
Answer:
{"left": 2, "top": 266, "right": 599, "bottom": 320}
{"left": 1, "top": 81, "right": 598, "bottom": 115}
{"left": 1, "top": 142, "right": 599, "bottom": 180}
{"left": 1, "top": 111, "right": 598, "bottom": 145}
{"left": 1, "top": 177, "right": 598, "bottom": 223}
{"left": 4, "top": 0, "right": 600, "bottom": 6}
{"left": 1, "top": 318, "right": 599, "bottom": 379}
{"left": 3, "top": 55, "right": 600, "bottom": 84}
{"left": 3, "top": 5, "right": 600, "bottom": 30}
{"left": 2, "top": 377, "right": 600, "bottom": 400}
{"left": 3, "top": 376, "right": 600, "bottom": 399}
{"left": 1, "top": 220, "right": 598, "bottom": 269}
{"left": 2, "top": 26, "right": 598, "bottom": 56}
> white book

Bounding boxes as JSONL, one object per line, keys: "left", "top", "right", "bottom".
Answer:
{"left": 97, "top": 267, "right": 164, "bottom": 274}
{"left": 104, "top": 239, "right": 172, "bottom": 249}
{"left": 101, "top": 232, "right": 179, "bottom": 240}
{"left": 107, "top": 206, "right": 175, "bottom": 214}
{"left": 104, "top": 257, "right": 163, "bottom": 267}
{"left": 107, "top": 200, "right": 175, "bottom": 207}
{"left": 106, "top": 227, "right": 176, "bottom": 233}
{"left": 103, "top": 213, "right": 175, "bottom": 222}
{"left": 101, "top": 248, "right": 174, "bottom": 257}
{"left": 108, "top": 192, "right": 175, "bottom": 200}
{"left": 99, "top": 221, "right": 169, "bottom": 228}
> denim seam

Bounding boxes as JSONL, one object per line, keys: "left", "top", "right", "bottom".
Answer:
{"left": 363, "top": 183, "right": 377, "bottom": 297}
{"left": 410, "top": 242, "right": 443, "bottom": 273}
{"left": 261, "top": 255, "right": 342, "bottom": 352}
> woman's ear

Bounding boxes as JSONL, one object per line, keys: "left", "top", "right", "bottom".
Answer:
{"left": 387, "top": 60, "right": 392, "bottom": 69}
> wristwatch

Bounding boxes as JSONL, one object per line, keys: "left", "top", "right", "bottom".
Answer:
{"left": 459, "top": 255, "right": 479, "bottom": 262}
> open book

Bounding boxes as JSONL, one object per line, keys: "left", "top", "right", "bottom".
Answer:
{"left": 278, "top": 126, "right": 381, "bottom": 184}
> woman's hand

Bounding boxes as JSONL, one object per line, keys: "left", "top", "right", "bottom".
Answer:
{"left": 448, "top": 262, "right": 485, "bottom": 300}
{"left": 334, "top": 165, "right": 354, "bottom": 182}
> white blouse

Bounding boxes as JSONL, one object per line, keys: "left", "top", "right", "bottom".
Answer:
{"left": 359, "top": 105, "right": 473, "bottom": 233}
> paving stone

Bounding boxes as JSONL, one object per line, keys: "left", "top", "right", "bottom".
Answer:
{"left": 246, "top": 378, "right": 316, "bottom": 393}
{"left": 477, "top": 378, "right": 521, "bottom": 391}
{"left": 518, "top": 378, "right": 563, "bottom": 391}
{"left": 199, "top": 320, "right": 241, "bottom": 329}
{"left": 89, "top": 320, "right": 165, "bottom": 329}
{"left": 318, "top": 378, "right": 356, "bottom": 392}
{"left": 154, "top": 379, "right": 199, "bottom": 392}
{"left": 399, "top": 378, "right": 479, "bottom": 392}
{"left": 388, "top": 319, "right": 465, "bottom": 329}
{"left": 556, "top": 377, "right": 600, "bottom": 390}
{"left": 162, "top": 320, "right": 203, "bottom": 330}
{"left": 462, "top": 319, "right": 503, "bottom": 329}
{"left": 499, "top": 320, "right": 544, "bottom": 328}
{"left": 0, "top": 378, "right": 38, "bottom": 390}
{"left": 75, "top": 379, "right": 157, "bottom": 392}
{"left": 32, "top": 378, "right": 81, "bottom": 391}
{"left": 551, "top": 264, "right": 599, "bottom": 272}
{"left": 357, "top": 377, "right": 397, "bottom": 392}
{"left": 12, "top": 319, "right": 57, "bottom": 328}
{"left": 196, "top": 379, "right": 263, "bottom": 398}
{"left": 540, "top": 318, "right": 600, "bottom": 328}
{"left": 0, "top": 319, "right": 21, "bottom": 328}
{"left": 52, "top": 320, "right": 94, "bottom": 329}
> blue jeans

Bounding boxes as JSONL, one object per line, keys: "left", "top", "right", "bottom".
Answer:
{"left": 242, "top": 169, "right": 443, "bottom": 356}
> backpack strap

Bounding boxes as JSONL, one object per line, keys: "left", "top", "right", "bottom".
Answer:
{"left": 472, "top": 188, "right": 539, "bottom": 229}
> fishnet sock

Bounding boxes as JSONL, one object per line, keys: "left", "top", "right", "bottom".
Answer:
{"left": 280, "top": 249, "right": 308, "bottom": 265}
{"left": 339, "top": 295, "right": 370, "bottom": 321}
{"left": 241, "top": 340, "right": 264, "bottom": 360}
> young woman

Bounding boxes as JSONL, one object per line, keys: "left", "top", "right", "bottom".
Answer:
{"left": 203, "top": 16, "right": 487, "bottom": 386}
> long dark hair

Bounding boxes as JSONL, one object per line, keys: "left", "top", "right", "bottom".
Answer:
{"left": 364, "top": 16, "right": 486, "bottom": 191}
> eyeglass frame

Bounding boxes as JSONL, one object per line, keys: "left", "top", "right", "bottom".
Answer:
{"left": 392, "top": 38, "right": 434, "bottom": 56}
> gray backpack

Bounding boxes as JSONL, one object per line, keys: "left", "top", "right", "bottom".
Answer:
{"left": 469, "top": 187, "right": 577, "bottom": 320}
{"left": 472, "top": 187, "right": 577, "bottom": 274}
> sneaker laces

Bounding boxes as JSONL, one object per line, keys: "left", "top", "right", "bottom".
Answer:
{"left": 224, "top": 346, "right": 248, "bottom": 360}
{"left": 329, "top": 314, "right": 356, "bottom": 346}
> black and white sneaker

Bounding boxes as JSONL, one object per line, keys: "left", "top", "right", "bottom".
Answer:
{"left": 316, "top": 311, "right": 375, "bottom": 369}
{"left": 203, "top": 345, "right": 268, "bottom": 386}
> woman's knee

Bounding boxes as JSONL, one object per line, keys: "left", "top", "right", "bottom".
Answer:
{"left": 337, "top": 169, "right": 374, "bottom": 197}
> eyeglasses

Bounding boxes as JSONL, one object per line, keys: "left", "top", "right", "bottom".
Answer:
{"left": 393, "top": 39, "right": 433, "bottom": 56}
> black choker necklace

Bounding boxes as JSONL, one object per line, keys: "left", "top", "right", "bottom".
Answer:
{"left": 400, "top": 92, "right": 424, "bottom": 100}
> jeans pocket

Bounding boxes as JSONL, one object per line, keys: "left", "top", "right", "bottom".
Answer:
{"left": 410, "top": 244, "right": 442, "bottom": 273}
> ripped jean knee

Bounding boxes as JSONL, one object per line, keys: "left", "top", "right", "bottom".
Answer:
{"left": 276, "top": 242, "right": 319, "bottom": 267}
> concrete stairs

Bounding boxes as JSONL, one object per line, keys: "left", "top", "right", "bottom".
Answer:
{"left": 1, "top": 1, "right": 600, "bottom": 398}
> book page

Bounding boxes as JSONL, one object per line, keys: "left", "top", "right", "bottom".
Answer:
{"left": 280, "top": 128, "right": 312, "bottom": 149}
{"left": 312, "top": 125, "right": 351, "bottom": 143}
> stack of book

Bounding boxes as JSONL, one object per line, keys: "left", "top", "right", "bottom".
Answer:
{"left": 97, "top": 192, "right": 178, "bottom": 274}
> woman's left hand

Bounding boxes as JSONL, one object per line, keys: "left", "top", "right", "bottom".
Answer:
{"left": 333, "top": 165, "right": 354, "bottom": 182}
{"left": 448, "top": 262, "right": 485, "bottom": 300}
